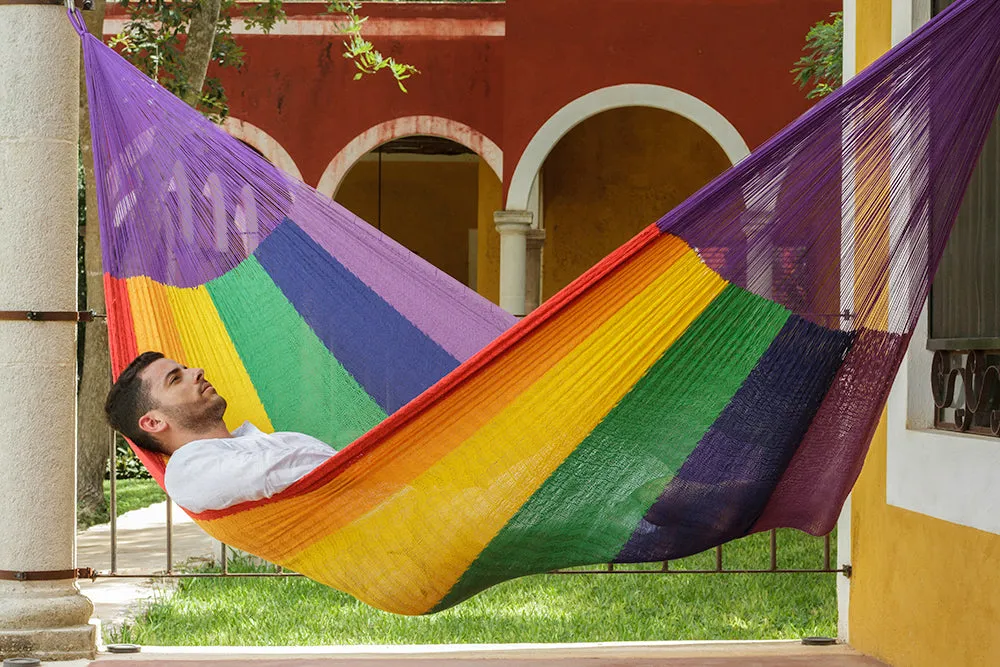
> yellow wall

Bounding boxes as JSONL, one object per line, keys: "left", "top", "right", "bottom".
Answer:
{"left": 849, "top": 4, "right": 1000, "bottom": 665}
{"left": 335, "top": 157, "right": 480, "bottom": 286}
{"left": 850, "top": 422, "right": 1000, "bottom": 666}
{"left": 476, "top": 159, "right": 502, "bottom": 305}
{"left": 856, "top": 0, "right": 893, "bottom": 74}
{"left": 539, "top": 106, "right": 731, "bottom": 301}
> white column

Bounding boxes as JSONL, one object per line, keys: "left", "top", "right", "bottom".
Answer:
{"left": 494, "top": 210, "right": 533, "bottom": 316}
{"left": 836, "top": 496, "right": 852, "bottom": 643}
{"left": 837, "top": 0, "right": 858, "bottom": 644}
{"left": 0, "top": 6, "right": 96, "bottom": 661}
{"left": 743, "top": 220, "right": 774, "bottom": 300}
{"left": 524, "top": 228, "right": 546, "bottom": 314}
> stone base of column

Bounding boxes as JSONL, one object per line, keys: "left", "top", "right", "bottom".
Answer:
{"left": 0, "top": 581, "right": 96, "bottom": 661}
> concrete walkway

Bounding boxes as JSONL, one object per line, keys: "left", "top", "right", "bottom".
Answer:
{"left": 76, "top": 501, "right": 221, "bottom": 631}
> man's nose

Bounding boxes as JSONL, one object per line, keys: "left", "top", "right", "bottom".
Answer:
{"left": 191, "top": 367, "right": 204, "bottom": 383}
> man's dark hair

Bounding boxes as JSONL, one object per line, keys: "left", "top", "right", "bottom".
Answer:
{"left": 105, "top": 351, "right": 167, "bottom": 454}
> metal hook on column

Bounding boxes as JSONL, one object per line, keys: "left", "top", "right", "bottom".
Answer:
{"left": 63, "top": 0, "right": 93, "bottom": 37}
{"left": 63, "top": 0, "right": 94, "bottom": 37}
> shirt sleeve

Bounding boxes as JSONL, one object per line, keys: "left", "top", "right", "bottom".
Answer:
{"left": 164, "top": 443, "right": 271, "bottom": 513}
{"left": 259, "top": 435, "right": 337, "bottom": 497}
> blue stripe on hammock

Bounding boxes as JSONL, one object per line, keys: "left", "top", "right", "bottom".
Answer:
{"left": 615, "top": 315, "right": 854, "bottom": 562}
{"left": 254, "top": 218, "right": 460, "bottom": 414}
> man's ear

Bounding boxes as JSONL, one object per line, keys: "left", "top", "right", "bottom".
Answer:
{"left": 138, "top": 411, "right": 168, "bottom": 436}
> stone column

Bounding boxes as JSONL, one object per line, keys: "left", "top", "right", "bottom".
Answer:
{"left": 0, "top": 6, "right": 97, "bottom": 661}
{"left": 494, "top": 210, "right": 533, "bottom": 317}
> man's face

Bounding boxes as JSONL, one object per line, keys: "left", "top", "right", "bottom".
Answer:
{"left": 140, "top": 358, "right": 227, "bottom": 433}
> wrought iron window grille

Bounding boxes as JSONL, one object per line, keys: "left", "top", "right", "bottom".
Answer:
{"left": 931, "top": 349, "right": 1000, "bottom": 436}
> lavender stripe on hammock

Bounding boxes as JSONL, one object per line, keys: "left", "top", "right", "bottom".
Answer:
{"left": 80, "top": 28, "right": 515, "bottom": 363}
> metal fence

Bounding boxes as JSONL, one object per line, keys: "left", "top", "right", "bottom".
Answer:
{"left": 93, "top": 425, "right": 848, "bottom": 581}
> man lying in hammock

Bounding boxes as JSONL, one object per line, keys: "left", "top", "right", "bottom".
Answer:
{"left": 104, "top": 351, "right": 337, "bottom": 513}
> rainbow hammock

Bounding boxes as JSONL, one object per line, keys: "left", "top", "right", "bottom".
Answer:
{"left": 72, "top": 0, "right": 1000, "bottom": 615}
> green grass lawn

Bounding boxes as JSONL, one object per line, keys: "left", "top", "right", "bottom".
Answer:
{"left": 108, "top": 529, "right": 836, "bottom": 645}
{"left": 106, "top": 478, "right": 166, "bottom": 516}
{"left": 78, "top": 479, "right": 166, "bottom": 530}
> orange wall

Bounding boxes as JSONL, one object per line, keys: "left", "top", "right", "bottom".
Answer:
{"left": 209, "top": 3, "right": 504, "bottom": 188}
{"left": 476, "top": 160, "right": 503, "bottom": 305}
{"left": 503, "top": 0, "right": 839, "bottom": 195}
{"left": 540, "top": 107, "right": 731, "bottom": 301}
{"left": 105, "top": 1, "right": 837, "bottom": 194}
{"left": 850, "top": 420, "right": 1000, "bottom": 666}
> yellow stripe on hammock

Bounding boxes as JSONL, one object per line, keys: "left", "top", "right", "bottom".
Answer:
{"left": 126, "top": 276, "right": 188, "bottom": 364}
{"left": 288, "top": 242, "right": 725, "bottom": 613}
{"left": 195, "top": 232, "right": 691, "bottom": 562}
{"left": 125, "top": 276, "right": 189, "bottom": 469}
{"left": 164, "top": 284, "right": 273, "bottom": 434}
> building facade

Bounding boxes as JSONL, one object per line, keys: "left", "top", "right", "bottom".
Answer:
{"left": 105, "top": 0, "right": 839, "bottom": 315}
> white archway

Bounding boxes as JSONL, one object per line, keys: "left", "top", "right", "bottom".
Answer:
{"left": 505, "top": 84, "right": 751, "bottom": 210}
{"left": 222, "top": 117, "right": 304, "bottom": 182}
{"left": 316, "top": 116, "right": 503, "bottom": 199}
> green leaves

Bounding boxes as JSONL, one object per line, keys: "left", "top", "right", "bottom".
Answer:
{"left": 329, "top": 1, "right": 420, "bottom": 92}
{"left": 111, "top": 0, "right": 262, "bottom": 120}
{"left": 110, "top": 0, "right": 419, "bottom": 121}
{"left": 241, "top": 0, "right": 284, "bottom": 33}
{"left": 791, "top": 12, "right": 843, "bottom": 100}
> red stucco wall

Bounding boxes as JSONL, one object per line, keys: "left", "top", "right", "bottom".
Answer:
{"left": 217, "top": 3, "right": 504, "bottom": 186}
{"left": 104, "top": 0, "right": 838, "bottom": 190}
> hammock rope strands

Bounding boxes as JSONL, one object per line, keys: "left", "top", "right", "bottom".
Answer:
{"left": 71, "top": 0, "right": 1000, "bottom": 615}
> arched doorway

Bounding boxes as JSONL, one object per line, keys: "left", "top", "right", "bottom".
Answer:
{"left": 539, "top": 106, "right": 733, "bottom": 301}
{"left": 333, "top": 135, "right": 500, "bottom": 290}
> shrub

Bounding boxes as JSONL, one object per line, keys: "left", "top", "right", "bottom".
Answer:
{"left": 109, "top": 434, "right": 152, "bottom": 480}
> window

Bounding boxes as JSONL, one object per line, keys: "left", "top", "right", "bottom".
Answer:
{"left": 927, "top": 0, "right": 1000, "bottom": 434}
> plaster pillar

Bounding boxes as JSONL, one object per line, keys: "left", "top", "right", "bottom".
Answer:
{"left": 494, "top": 210, "right": 533, "bottom": 317}
{"left": 0, "top": 6, "right": 97, "bottom": 660}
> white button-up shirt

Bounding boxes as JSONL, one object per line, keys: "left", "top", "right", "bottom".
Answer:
{"left": 163, "top": 421, "right": 337, "bottom": 513}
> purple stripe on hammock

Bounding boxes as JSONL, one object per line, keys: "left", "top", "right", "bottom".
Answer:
{"left": 615, "top": 315, "right": 854, "bottom": 563}
{"left": 289, "top": 196, "right": 516, "bottom": 362}
{"left": 80, "top": 30, "right": 515, "bottom": 362}
{"left": 751, "top": 329, "right": 906, "bottom": 535}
